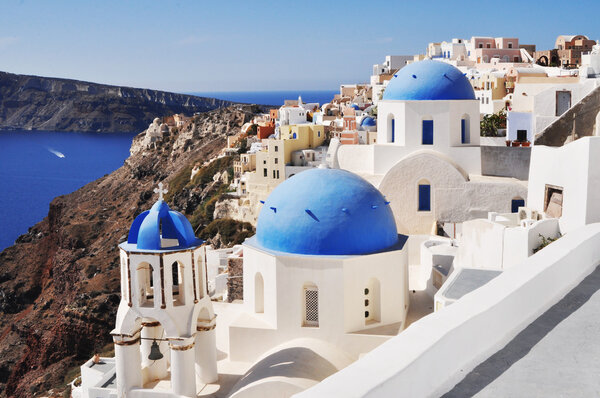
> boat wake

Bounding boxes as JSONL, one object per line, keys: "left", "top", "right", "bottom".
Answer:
{"left": 47, "top": 148, "right": 66, "bottom": 158}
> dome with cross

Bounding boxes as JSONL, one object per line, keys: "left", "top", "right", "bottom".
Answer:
{"left": 124, "top": 183, "right": 203, "bottom": 251}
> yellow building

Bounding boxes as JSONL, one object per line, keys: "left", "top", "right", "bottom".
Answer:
{"left": 246, "top": 124, "right": 326, "bottom": 215}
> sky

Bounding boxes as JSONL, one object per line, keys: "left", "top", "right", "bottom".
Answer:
{"left": 1, "top": 0, "right": 599, "bottom": 93}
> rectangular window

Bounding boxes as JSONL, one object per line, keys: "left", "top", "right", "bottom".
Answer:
{"left": 274, "top": 146, "right": 278, "bottom": 152}
{"left": 303, "top": 287, "right": 319, "bottom": 327}
{"left": 511, "top": 199, "right": 525, "bottom": 213}
{"left": 276, "top": 170, "right": 280, "bottom": 179}
{"left": 273, "top": 170, "right": 276, "bottom": 179}
{"left": 461, "top": 119, "right": 467, "bottom": 144}
{"left": 418, "top": 184, "right": 431, "bottom": 211}
{"left": 274, "top": 158, "right": 278, "bottom": 164}
{"left": 263, "top": 168, "right": 267, "bottom": 177}
{"left": 391, "top": 119, "right": 395, "bottom": 143}
{"left": 422, "top": 120, "right": 434, "bottom": 145}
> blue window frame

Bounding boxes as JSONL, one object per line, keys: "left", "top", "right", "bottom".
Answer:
{"left": 461, "top": 119, "right": 467, "bottom": 144}
{"left": 511, "top": 199, "right": 525, "bottom": 213}
{"left": 418, "top": 184, "right": 431, "bottom": 211}
{"left": 292, "top": 132, "right": 297, "bottom": 139}
{"left": 391, "top": 119, "right": 395, "bottom": 143}
{"left": 422, "top": 120, "right": 433, "bottom": 145}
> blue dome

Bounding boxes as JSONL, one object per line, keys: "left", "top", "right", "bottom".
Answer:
{"left": 255, "top": 168, "right": 398, "bottom": 255}
{"left": 383, "top": 60, "right": 475, "bottom": 101}
{"left": 351, "top": 104, "right": 361, "bottom": 110}
{"left": 361, "top": 117, "right": 376, "bottom": 127}
{"left": 126, "top": 200, "right": 202, "bottom": 251}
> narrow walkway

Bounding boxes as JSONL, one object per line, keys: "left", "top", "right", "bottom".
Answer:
{"left": 443, "top": 265, "right": 600, "bottom": 397}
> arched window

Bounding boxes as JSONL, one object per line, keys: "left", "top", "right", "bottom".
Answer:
{"left": 292, "top": 132, "right": 297, "bottom": 139}
{"left": 255, "top": 273, "right": 264, "bottom": 313}
{"left": 303, "top": 284, "right": 319, "bottom": 327}
{"left": 136, "top": 262, "right": 154, "bottom": 307}
{"left": 461, "top": 115, "right": 470, "bottom": 144}
{"left": 502, "top": 55, "right": 510, "bottom": 62}
{"left": 364, "top": 278, "right": 381, "bottom": 324}
{"left": 511, "top": 197, "right": 525, "bottom": 213}
{"left": 422, "top": 119, "right": 433, "bottom": 145}
{"left": 418, "top": 180, "right": 431, "bottom": 212}
{"left": 171, "top": 261, "right": 185, "bottom": 305}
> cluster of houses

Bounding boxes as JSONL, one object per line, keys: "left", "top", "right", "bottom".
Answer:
{"left": 74, "top": 33, "right": 600, "bottom": 398}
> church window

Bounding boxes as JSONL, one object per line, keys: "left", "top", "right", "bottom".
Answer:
{"left": 422, "top": 120, "right": 433, "bottom": 145}
{"left": 136, "top": 262, "right": 154, "bottom": 307}
{"left": 418, "top": 183, "right": 431, "bottom": 212}
{"left": 172, "top": 261, "right": 185, "bottom": 305}
{"left": 365, "top": 278, "right": 381, "bottom": 324}
{"left": 303, "top": 285, "right": 319, "bottom": 327}
{"left": 461, "top": 116, "right": 470, "bottom": 144}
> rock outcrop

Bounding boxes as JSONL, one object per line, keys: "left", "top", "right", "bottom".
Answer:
{"left": 0, "top": 71, "right": 233, "bottom": 133}
{"left": 0, "top": 105, "right": 260, "bottom": 397}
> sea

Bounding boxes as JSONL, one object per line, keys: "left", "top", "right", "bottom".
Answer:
{"left": 0, "top": 90, "right": 337, "bottom": 252}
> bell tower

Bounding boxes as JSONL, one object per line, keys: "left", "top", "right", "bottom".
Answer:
{"left": 112, "top": 183, "right": 217, "bottom": 397}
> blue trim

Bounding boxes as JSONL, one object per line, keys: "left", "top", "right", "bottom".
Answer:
{"left": 391, "top": 119, "right": 395, "bottom": 143}
{"left": 461, "top": 119, "right": 467, "bottom": 144}
{"left": 422, "top": 120, "right": 433, "bottom": 145}
{"left": 418, "top": 185, "right": 431, "bottom": 211}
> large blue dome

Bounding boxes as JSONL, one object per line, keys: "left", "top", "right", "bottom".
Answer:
{"left": 383, "top": 60, "right": 475, "bottom": 101}
{"left": 255, "top": 168, "right": 398, "bottom": 255}
{"left": 126, "top": 200, "right": 202, "bottom": 251}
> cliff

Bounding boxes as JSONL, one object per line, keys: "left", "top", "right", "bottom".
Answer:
{"left": 0, "top": 71, "right": 233, "bottom": 133}
{"left": 0, "top": 105, "right": 259, "bottom": 397}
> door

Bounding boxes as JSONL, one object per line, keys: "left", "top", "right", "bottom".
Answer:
{"left": 556, "top": 91, "right": 571, "bottom": 116}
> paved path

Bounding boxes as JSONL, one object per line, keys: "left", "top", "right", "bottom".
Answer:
{"left": 443, "top": 265, "right": 600, "bottom": 398}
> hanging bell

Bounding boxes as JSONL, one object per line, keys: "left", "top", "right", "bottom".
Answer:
{"left": 148, "top": 340, "right": 164, "bottom": 361}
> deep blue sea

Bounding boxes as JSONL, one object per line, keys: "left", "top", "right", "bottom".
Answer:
{"left": 0, "top": 90, "right": 335, "bottom": 252}
{"left": 0, "top": 131, "right": 136, "bottom": 251}
{"left": 189, "top": 90, "right": 338, "bottom": 106}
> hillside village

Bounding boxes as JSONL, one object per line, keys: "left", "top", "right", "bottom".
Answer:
{"left": 68, "top": 34, "right": 600, "bottom": 398}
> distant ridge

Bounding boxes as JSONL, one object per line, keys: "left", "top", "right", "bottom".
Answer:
{"left": 0, "top": 71, "right": 234, "bottom": 133}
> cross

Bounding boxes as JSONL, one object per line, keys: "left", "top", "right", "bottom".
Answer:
{"left": 154, "top": 182, "right": 168, "bottom": 201}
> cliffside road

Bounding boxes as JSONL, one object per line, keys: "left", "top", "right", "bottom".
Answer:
{"left": 0, "top": 105, "right": 260, "bottom": 397}
{"left": 0, "top": 71, "right": 233, "bottom": 132}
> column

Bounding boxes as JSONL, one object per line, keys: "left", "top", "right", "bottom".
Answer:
{"left": 140, "top": 321, "right": 168, "bottom": 382}
{"left": 195, "top": 316, "right": 218, "bottom": 384}
{"left": 169, "top": 337, "right": 196, "bottom": 397}
{"left": 113, "top": 334, "right": 142, "bottom": 397}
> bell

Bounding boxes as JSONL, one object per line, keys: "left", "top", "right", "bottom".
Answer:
{"left": 148, "top": 340, "right": 164, "bottom": 361}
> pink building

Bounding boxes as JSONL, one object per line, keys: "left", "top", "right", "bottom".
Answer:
{"left": 470, "top": 37, "right": 522, "bottom": 64}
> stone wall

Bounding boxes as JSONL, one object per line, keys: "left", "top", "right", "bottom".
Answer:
{"left": 227, "top": 257, "right": 243, "bottom": 302}
{"left": 481, "top": 146, "right": 531, "bottom": 181}
{"left": 535, "top": 84, "right": 600, "bottom": 146}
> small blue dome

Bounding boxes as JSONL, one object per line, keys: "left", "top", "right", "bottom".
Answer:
{"left": 361, "top": 117, "right": 376, "bottom": 127}
{"left": 383, "top": 60, "right": 475, "bottom": 101}
{"left": 351, "top": 104, "right": 361, "bottom": 110}
{"left": 255, "top": 168, "right": 398, "bottom": 255}
{"left": 127, "top": 200, "right": 202, "bottom": 251}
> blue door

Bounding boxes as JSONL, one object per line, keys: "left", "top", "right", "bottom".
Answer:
{"left": 422, "top": 120, "right": 433, "bottom": 145}
{"left": 418, "top": 184, "right": 431, "bottom": 211}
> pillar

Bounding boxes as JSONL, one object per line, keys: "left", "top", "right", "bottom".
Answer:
{"left": 113, "top": 334, "right": 142, "bottom": 398}
{"left": 169, "top": 337, "right": 196, "bottom": 397}
{"left": 195, "top": 316, "right": 218, "bottom": 384}
{"left": 140, "top": 321, "right": 168, "bottom": 382}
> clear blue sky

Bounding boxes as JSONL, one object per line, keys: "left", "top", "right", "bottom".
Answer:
{"left": 1, "top": 0, "right": 599, "bottom": 93}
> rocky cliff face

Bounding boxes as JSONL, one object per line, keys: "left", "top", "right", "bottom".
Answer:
{"left": 0, "top": 71, "right": 233, "bottom": 132}
{"left": 0, "top": 105, "right": 260, "bottom": 397}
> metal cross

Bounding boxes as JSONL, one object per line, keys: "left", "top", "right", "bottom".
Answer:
{"left": 154, "top": 182, "right": 168, "bottom": 201}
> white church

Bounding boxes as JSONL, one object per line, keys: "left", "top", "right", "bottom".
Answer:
{"left": 74, "top": 60, "right": 600, "bottom": 398}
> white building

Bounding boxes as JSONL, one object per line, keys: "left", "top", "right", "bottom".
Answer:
{"left": 78, "top": 184, "right": 217, "bottom": 398}
{"left": 338, "top": 60, "right": 526, "bottom": 235}
{"left": 226, "top": 168, "right": 409, "bottom": 395}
